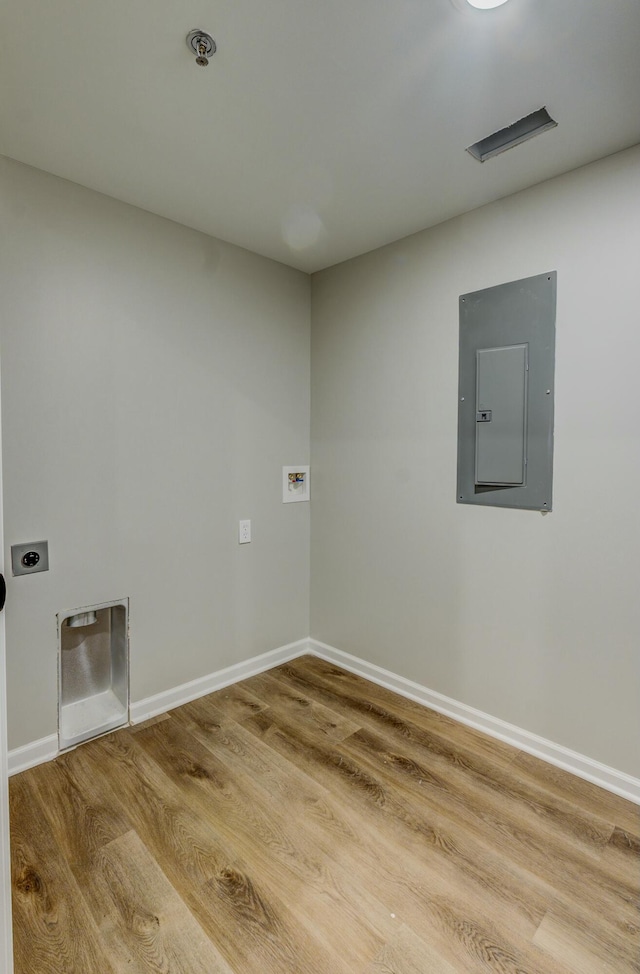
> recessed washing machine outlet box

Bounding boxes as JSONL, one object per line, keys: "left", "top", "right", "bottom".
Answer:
{"left": 283, "top": 465, "right": 310, "bottom": 503}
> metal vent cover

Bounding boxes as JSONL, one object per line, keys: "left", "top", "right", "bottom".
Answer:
{"left": 467, "top": 107, "right": 557, "bottom": 162}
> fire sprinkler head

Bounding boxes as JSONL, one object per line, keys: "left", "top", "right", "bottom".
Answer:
{"left": 186, "top": 29, "right": 216, "bottom": 67}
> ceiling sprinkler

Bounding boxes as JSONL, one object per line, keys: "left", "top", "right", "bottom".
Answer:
{"left": 186, "top": 29, "right": 216, "bottom": 67}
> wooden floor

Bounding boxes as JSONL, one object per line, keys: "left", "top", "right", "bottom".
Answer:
{"left": 9, "top": 656, "right": 640, "bottom": 974}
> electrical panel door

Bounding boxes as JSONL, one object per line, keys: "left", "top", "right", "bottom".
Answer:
{"left": 457, "top": 272, "right": 556, "bottom": 511}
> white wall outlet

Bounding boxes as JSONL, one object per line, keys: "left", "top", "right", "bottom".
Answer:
{"left": 239, "top": 519, "right": 251, "bottom": 544}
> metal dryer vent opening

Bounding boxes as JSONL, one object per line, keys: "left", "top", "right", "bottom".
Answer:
{"left": 66, "top": 611, "right": 98, "bottom": 628}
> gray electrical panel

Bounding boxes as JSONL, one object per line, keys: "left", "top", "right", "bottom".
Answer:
{"left": 457, "top": 272, "right": 556, "bottom": 511}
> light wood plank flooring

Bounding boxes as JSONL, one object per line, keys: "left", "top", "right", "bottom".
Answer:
{"left": 10, "top": 656, "right": 640, "bottom": 973}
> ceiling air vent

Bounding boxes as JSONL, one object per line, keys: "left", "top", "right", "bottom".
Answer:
{"left": 467, "top": 107, "right": 557, "bottom": 162}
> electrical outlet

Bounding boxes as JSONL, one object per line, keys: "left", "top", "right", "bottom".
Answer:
{"left": 238, "top": 519, "right": 251, "bottom": 544}
{"left": 11, "top": 540, "right": 50, "bottom": 576}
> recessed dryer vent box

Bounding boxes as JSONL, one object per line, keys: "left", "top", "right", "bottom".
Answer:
{"left": 58, "top": 599, "right": 129, "bottom": 750}
{"left": 457, "top": 272, "right": 556, "bottom": 511}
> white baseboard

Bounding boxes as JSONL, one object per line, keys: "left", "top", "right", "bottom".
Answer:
{"left": 308, "top": 639, "right": 640, "bottom": 806}
{"left": 129, "top": 638, "right": 308, "bottom": 724}
{"left": 9, "top": 635, "right": 640, "bottom": 807}
{"left": 8, "top": 734, "right": 58, "bottom": 776}
{"left": 8, "top": 638, "right": 309, "bottom": 776}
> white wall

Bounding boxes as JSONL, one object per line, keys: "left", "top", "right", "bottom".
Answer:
{"left": 0, "top": 156, "right": 310, "bottom": 750}
{"left": 3, "top": 146, "right": 639, "bottom": 778}
{"left": 311, "top": 146, "right": 640, "bottom": 778}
